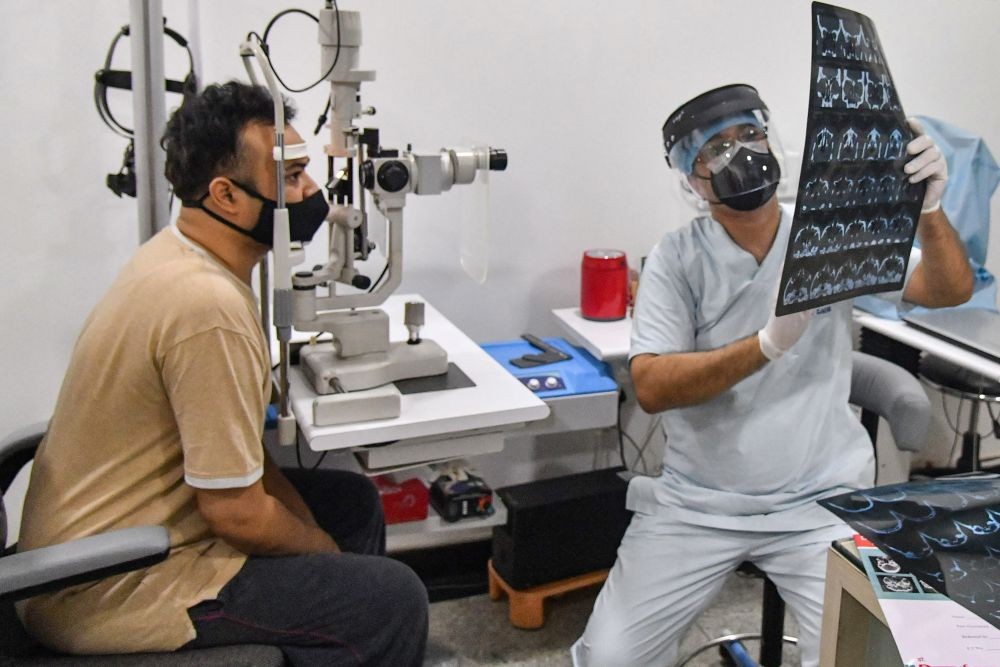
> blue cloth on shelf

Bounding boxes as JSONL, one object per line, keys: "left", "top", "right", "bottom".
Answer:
{"left": 855, "top": 116, "right": 1000, "bottom": 319}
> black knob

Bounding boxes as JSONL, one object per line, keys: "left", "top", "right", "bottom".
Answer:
{"left": 360, "top": 160, "right": 375, "bottom": 190}
{"left": 352, "top": 275, "right": 372, "bottom": 290}
{"left": 376, "top": 160, "right": 409, "bottom": 192}
{"left": 489, "top": 148, "right": 508, "bottom": 171}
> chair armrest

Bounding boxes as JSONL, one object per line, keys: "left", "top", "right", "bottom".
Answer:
{"left": 849, "top": 351, "right": 931, "bottom": 453}
{"left": 0, "top": 525, "right": 170, "bottom": 602}
{"left": 0, "top": 422, "right": 47, "bottom": 492}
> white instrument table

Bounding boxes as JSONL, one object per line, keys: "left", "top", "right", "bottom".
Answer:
{"left": 287, "top": 295, "right": 549, "bottom": 453}
{"left": 854, "top": 309, "right": 1000, "bottom": 384}
{"left": 552, "top": 307, "right": 632, "bottom": 362}
{"left": 554, "top": 306, "right": 1000, "bottom": 384}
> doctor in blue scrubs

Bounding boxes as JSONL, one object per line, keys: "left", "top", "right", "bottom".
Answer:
{"left": 572, "top": 84, "right": 973, "bottom": 667}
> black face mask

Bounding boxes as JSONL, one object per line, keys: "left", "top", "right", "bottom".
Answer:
{"left": 184, "top": 180, "right": 329, "bottom": 247}
{"left": 701, "top": 147, "right": 781, "bottom": 212}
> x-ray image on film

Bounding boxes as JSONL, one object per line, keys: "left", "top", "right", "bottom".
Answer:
{"left": 775, "top": 2, "right": 926, "bottom": 315}
{"left": 820, "top": 477, "right": 1000, "bottom": 630}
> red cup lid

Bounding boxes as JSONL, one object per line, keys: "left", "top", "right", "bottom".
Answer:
{"left": 584, "top": 249, "right": 625, "bottom": 260}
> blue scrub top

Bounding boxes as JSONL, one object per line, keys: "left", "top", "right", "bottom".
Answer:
{"left": 630, "top": 205, "right": 911, "bottom": 531}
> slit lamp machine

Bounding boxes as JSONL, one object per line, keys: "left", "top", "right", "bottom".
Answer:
{"left": 240, "top": 4, "right": 507, "bottom": 445}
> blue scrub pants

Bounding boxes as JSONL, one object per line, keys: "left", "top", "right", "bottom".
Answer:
{"left": 571, "top": 508, "right": 852, "bottom": 667}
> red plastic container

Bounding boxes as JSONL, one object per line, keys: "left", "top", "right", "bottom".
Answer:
{"left": 374, "top": 475, "right": 429, "bottom": 524}
{"left": 581, "top": 249, "right": 629, "bottom": 321}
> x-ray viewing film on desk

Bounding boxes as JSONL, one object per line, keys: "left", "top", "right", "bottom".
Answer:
{"left": 854, "top": 309, "right": 1000, "bottom": 385}
{"left": 821, "top": 476, "right": 1000, "bottom": 639}
{"left": 902, "top": 308, "right": 1000, "bottom": 365}
{"left": 776, "top": 2, "right": 926, "bottom": 315}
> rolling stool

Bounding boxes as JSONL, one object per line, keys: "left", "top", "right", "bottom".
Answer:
{"left": 676, "top": 562, "right": 795, "bottom": 667}
{"left": 918, "top": 354, "right": 1000, "bottom": 473}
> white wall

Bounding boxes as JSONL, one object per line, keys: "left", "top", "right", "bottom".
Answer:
{"left": 4, "top": 1, "right": 1000, "bottom": 482}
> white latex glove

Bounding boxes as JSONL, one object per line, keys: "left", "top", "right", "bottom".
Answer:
{"left": 904, "top": 117, "right": 948, "bottom": 214}
{"left": 758, "top": 306, "right": 814, "bottom": 361}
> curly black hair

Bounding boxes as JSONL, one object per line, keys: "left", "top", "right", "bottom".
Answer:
{"left": 161, "top": 81, "right": 296, "bottom": 201}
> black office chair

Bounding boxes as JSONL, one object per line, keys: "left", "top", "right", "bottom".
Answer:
{"left": 677, "top": 350, "right": 932, "bottom": 666}
{"left": 0, "top": 424, "right": 287, "bottom": 666}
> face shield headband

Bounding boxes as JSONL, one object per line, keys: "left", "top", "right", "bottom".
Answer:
{"left": 662, "top": 84, "right": 780, "bottom": 211}
{"left": 662, "top": 83, "right": 771, "bottom": 173}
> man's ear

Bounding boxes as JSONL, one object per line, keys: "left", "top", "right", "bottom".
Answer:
{"left": 206, "top": 177, "right": 241, "bottom": 214}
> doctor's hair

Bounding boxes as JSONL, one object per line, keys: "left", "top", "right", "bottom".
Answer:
{"left": 161, "top": 80, "right": 296, "bottom": 201}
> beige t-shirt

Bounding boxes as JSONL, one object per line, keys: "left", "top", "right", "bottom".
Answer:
{"left": 17, "top": 228, "right": 271, "bottom": 653}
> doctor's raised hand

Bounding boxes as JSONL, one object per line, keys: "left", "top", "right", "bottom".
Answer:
{"left": 904, "top": 117, "right": 948, "bottom": 214}
{"left": 898, "top": 117, "right": 974, "bottom": 308}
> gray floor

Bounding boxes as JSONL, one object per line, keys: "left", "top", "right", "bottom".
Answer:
{"left": 425, "top": 570, "right": 801, "bottom": 666}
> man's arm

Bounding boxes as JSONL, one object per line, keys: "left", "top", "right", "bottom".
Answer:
{"left": 903, "top": 207, "right": 974, "bottom": 307}
{"left": 261, "top": 450, "right": 321, "bottom": 528}
{"left": 631, "top": 335, "right": 767, "bottom": 413}
{"left": 900, "top": 118, "right": 974, "bottom": 308}
{"left": 194, "top": 481, "right": 339, "bottom": 556}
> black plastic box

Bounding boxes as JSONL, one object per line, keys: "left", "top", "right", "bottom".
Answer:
{"left": 429, "top": 472, "right": 494, "bottom": 522}
{"left": 491, "top": 467, "right": 631, "bottom": 590}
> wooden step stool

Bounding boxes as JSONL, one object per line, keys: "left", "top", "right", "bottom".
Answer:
{"left": 487, "top": 559, "right": 609, "bottom": 629}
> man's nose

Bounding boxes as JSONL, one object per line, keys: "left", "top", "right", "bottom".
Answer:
{"left": 302, "top": 172, "right": 321, "bottom": 198}
{"left": 302, "top": 173, "right": 319, "bottom": 197}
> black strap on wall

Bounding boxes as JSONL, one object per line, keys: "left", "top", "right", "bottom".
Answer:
{"left": 94, "top": 20, "right": 197, "bottom": 198}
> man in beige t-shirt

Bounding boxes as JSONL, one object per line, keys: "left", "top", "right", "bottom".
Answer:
{"left": 17, "top": 81, "right": 427, "bottom": 666}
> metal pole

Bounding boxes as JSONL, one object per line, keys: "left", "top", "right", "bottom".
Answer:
{"left": 130, "top": 0, "right": 171, "bottom": 242}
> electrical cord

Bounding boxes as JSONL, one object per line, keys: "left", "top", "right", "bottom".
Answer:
{"left": 942, "top": 393, "right": 995, "bottom": 439}
{"left": 616, "top": 391, "right": 627, "bottom": 469}
{"left": 988, "top": 402, "right": 1000, "bottom": 438}
{"left": 943, "top": 394, "right": 964, "bottom": 467}
{"left": 291, "top": 425, "right": 330, "bottom": 470}
{"left": 368, "top": 262, "right": 390, "bottom": 293}
{"left": 635, "top": 413, "right": 662, "bottom": 475}
{"left": 247, "top": 1, "right": 342, "bottom": 95}
{"left": 616, "top": 389, "right": 645, "bottom": 473}
{"left": 622, "top": 430, "right": 643, "bottom": 473}
{"left": 942, "top": 392, "right": 963, "bottom": 435}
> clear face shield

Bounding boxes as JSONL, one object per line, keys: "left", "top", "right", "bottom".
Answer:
{"left": 680, "top": 112, "right": 782, "bottom": 212}
{"left": 662, "top": 85, "right": 787, "bottom": 212}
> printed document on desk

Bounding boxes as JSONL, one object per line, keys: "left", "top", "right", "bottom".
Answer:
{"left": 853, "top": 534, "right": 1000, "bottom": 666}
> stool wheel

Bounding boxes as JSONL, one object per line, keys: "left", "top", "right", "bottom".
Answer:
{"left": 675, "top": 633, "right": 798, "bottom": 667}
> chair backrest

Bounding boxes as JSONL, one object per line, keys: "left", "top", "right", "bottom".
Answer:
{"left": 849, "top": 351, "right": 931, "bottom": 453}
{"left": 0, "top": 423, "right": 45, "bottom": 656}
{"left": 0, "top": 423, "right": 46, "bottom": 552}
{"left": 0, "top": 424, "right": 46, "bottom": 494}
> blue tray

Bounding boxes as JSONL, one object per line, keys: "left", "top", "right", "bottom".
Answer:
{"left": 480, "top": 337, "right": 617, "bottom": 398}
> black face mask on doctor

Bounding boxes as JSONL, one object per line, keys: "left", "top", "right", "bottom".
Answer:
{"left": 184, "top": 180, "right": 329, "bottom": 247}
{"left": 693, "top": 146, "right": 781, "bottom": 212}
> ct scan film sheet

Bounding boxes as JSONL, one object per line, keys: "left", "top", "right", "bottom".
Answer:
{"left": 775, "top": 2, "right": 926, "bottom": 316}
{"left": 821, "top": 476, "right": 1000, "bottom": 631}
